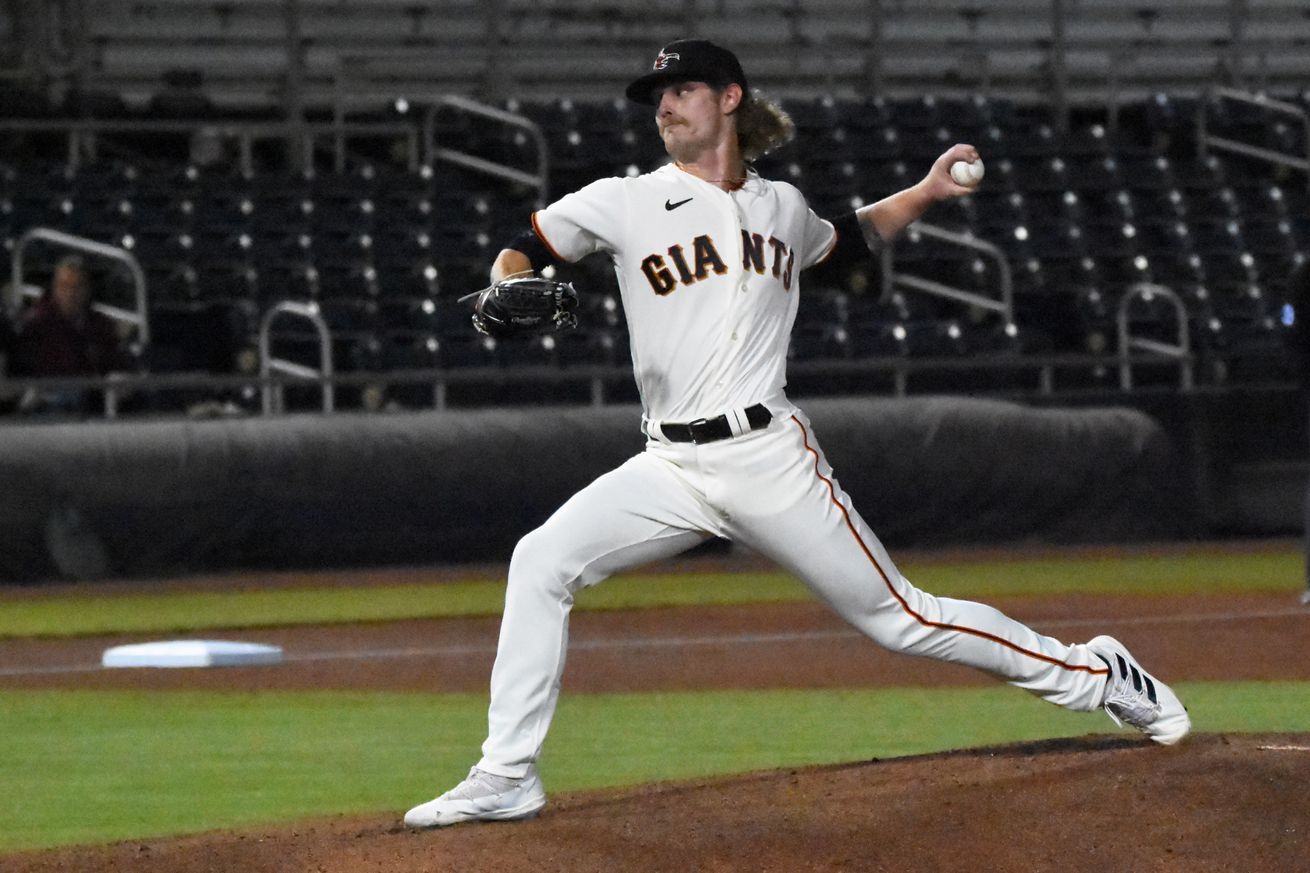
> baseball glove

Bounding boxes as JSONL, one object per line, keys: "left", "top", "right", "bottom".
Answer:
{"left": 463, "top": 276, "right": 580, "bottom": 337}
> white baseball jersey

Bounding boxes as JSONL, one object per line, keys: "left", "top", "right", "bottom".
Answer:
{"left": 531, "top": 164, "right": 837, "bottom": 423}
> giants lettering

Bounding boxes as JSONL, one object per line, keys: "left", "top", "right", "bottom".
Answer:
{"left": 643, "top": 231, "right": 795, "bottom": 295}
{"left": 641, "top": 253, "right": 677, "bottom": 295}
{"left": 692, "top": 235, "right": 727, "bottom": 278}
{"left": 768, "top": 237, "right": 788, "bottom": 277}
{"left": 742, "top": 231, "right": 766, "bottom": 275}
{"left": 667, "top": 244, "right": 694, "bottom": 284}
{"left": 740, "top": 231, "right": 794, "bottom": 291}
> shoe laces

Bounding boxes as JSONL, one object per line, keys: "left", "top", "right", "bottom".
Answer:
{"left": 1099, "top": 651, "right": 1161, "bottom": 730}
{"left": 442, "top": 767, "right": 521, "bottom": 801}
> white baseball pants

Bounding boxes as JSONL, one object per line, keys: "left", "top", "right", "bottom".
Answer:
{"left": 477, "top": 407, "right": 1110, "bottom": 778}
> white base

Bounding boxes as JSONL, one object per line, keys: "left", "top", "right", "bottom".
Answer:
{"left": 102, "top": 640, "right": 284, "bottom": 669}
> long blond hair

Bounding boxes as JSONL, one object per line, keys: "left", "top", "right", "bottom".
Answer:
{"left": 735, "top": 89, "right": 795, "bottom": 162}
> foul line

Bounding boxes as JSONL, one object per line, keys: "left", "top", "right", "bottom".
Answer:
{"left": 1257, "top": 745, "right": 1310, "bottom": 752}
{"left": 0, "top": 605, "right": 1305, "bottom": 678}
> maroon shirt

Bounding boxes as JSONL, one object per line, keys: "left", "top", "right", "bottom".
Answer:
{"left": 12, "top": 296, "right": 131, "bottom": 377}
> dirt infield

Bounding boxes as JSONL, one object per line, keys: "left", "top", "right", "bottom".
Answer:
{"left": 2, "top": 559, "right": 1308, "bottom": 872}
{"left": 6, "top": 734, "right": 1309, "bottom": 873}
{"left": 2, "top": 591, "right": 1307, "bottom": 693}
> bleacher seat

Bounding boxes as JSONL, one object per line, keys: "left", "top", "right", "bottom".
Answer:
{"left": 441, "top": 332, "right": 500, "bottom": 369}
{"left": 378, "top": 296, "right": 441, "bottom": 335}
{"left": 789, "top": 323, "right": 851, "bottom": 362}
{"left": 849, "top": 321, "right": 913, "bottom": 358}
{"left": 555, "top": 327, "right": 626, "bottom": 368}
{"left": 316, "top": 296, "right": 379, "bottom": 336}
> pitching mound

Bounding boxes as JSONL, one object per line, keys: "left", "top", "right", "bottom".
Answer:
{"left": 10, "top": 733, "right": 1308, "bottom": 873}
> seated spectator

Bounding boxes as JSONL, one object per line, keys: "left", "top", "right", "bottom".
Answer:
{"left": 11, "top": 256, "right": 135, "bottom": 413}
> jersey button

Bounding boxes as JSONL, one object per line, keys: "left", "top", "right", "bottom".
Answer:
{"left": 730, "top": 331, "right": 739, "bottom": 341}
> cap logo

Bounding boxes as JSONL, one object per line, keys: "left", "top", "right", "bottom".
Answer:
{"left": 653, "top": 51, "right": 680, "bottom": 71}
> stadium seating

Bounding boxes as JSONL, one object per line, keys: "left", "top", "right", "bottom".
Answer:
{"left": 2, "top": 88, "right": 1307, "bottom": 411}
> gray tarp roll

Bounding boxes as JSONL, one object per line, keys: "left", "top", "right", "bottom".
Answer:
{"left": 0, "top": 396, "right": 1185, "bottom": 582}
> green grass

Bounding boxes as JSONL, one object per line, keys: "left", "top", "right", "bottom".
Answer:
{"left": 1, "top": 682, "right": 1307, "bottom": 853}
{"left": 0, "top": 547, "right": 1300, "bottom": 638}
{"left": 1, "top": 547, "right": 1305, "bottom": 852}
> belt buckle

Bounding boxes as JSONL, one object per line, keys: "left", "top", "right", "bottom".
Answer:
{"left": 686, "top": 417, "right": 711, "bottom": 444}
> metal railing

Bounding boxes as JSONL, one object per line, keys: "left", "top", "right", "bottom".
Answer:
{"left": 327, "top": 46, "right": 549, "bottom": 198}
{"left": 423, "top": 95, "right": 550, "bottom": 208}
{"left": 0, "top": 348, "right": 1234, "bottom": 423}
{"left": 9, "top": 226, "right": 150, "bottom": 347}
{"left": 1116, "top": 282, "right": 1193, "bottom": 391}
{"left": 881, "top": 221, "right": 1015, "bottom": 326}
{"left": 1198, "top": 87, "right": 1310, "bottom": 190}
{"left": 258, "top": 301, "right": 334, "bottom": 414}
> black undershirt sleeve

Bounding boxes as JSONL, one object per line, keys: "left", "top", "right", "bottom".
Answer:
{"left": 505, "top": 228, "right": 563, "bottom": 272}
{"left": 825, "top": 211, "right": 882, "bottom": 265}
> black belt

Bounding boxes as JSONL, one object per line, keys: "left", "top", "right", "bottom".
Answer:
{"left": 659, "top": 404, "right": 773, "bottom": 444}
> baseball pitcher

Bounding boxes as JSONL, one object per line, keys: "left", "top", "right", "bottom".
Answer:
{"left": 404, "top": 39, "right": 1190, "bottom": 829}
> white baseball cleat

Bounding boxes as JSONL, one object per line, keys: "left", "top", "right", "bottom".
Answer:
{"left": 1088, "top": 635, "right": 1191, "bottom": 745}
{"left": 404, "top": 766, "right": 546, "bottom": 829}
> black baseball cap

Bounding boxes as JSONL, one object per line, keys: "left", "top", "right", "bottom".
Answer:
{"left": 625, "top": 39, "right": 748, "bottom": 105}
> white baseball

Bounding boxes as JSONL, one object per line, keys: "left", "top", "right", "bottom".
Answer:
{"left": 950, "top": 159, "right": 984, "bottom": 187}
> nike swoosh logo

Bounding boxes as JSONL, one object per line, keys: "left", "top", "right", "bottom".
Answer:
{"left": 665, "top": 197, "right": 692, "bottom": 211}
